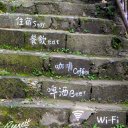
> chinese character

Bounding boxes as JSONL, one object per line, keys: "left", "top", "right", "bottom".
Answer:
{"left": 55, "top": 62, "right": 65, "bottom": 70}
{"left": 30, "top": 34, "right": 37, "bottom": 45}
{"left": 65, "top": 62, "right": 73, "bottom": 72}
{"left": 25, "top": 17, "right": 32, "bottom": 26}
{"left": 59, "top": 87, "right": 69, "bottom": 97}
{"left": 16, "top": 17, "right": 24, "bottom": 26}
{"left": 38, "top": 35, "right": 47, "bottom": 45}
{"left": 47, "top": 85, "right": 58, "bottom": 99}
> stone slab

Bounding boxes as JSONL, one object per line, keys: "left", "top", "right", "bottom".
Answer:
{"left": 0, "top": 50, "right": 128, "bottom": 79}
{"left": 50, "top": 55, "right": 91, "bottom": 76}
{"left": 0, "top": 50, "right": 44, "bottom": 74}
{"left": 0, "top": 14, "right": 125, "bottom": 35}
{"left": 0, "top": 28, "right": 66, "bottom": 51}
{"left": 0, "top": 76, "right": 127, "bottom": 103}
{"left": 0, "top": 98, "right": 127, "bottom": 128}
{"left": 49, "top": 54, "right": 128, "bottom": 79}
{"left": 67, "top": 33, "right": 128, "bottom": 56}
{"left": 91, "top": 80, "right": 128, "bottom": 103}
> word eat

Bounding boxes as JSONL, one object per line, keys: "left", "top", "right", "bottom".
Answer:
{"left": 30, "top": 34, "right": 60, "bottom": 46}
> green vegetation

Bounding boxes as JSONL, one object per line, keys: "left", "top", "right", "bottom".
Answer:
{"left": 0, "top": 69, "right": 11, "bottom": 76}
{"left": 95, "top": 4, "right": 115, "bottom": 18}
{"left": 111, "top": 37, "right": 123, "bottom": 50}
{"left": 11, "top": 6, "right": 17, "bottom": 12}
{"left": 112, "top": 124, "right": 126, "bottom": 128}
{"left": 83, "top": 29, "right": 90, "bottom": 33}
{"left": 68, "top": 28, "right": 75, "bottom": 33}
{"left": 32, "top": 68, "right": 43, "bottom": 76}
{"left": 0, "top": 2, "right": 7, "bottom": 13}
{"left": 0, "top": 44, "right": 24, "bottom": 51}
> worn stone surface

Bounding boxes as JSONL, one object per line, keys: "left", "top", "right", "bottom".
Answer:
{"left": 0, "top": 0, "right": 116, "bottom": 19}
{"left": 0, "top": 14, "right": 52, "bottom": 29}
{"left": 0, "top": 77, "right": 41, "bottom": 99}
{"left": 0, "top": 28, "right": 127, "bottom": 55}
{"left": 0, "top": 28, "right": 66, "bottom": 51}
{"left": 0, "top": 29, "right": 24, "bottom": 47}
{"left": 0, "top": 50, "right": 128, "bottom": 79}
{"left": 0, "top": 78, "right": 26, "bottom": 99}
{"left": 98, "top": 61, "right": 128, "bottom": 80}
{"left": 39, "top": 79, "right": 128, "bottom": 102}
{"left": 0, "top": 77, "right": 127, "bottom": 103}
{"left": 39, "top": 80, "right": 91, "bottom": 101}
{"left": 49, "top": 54, "right": 128, "bottom": 79}
{"left": 24, "top": 30, "right": 66, "bottom": 51}
{"left": 0, "top": 98, "right": 127, "bottom": 128}
{"left": 67, "top": 34, "right": 128, "bottom": 56}
{"left": 0, "top": 14, "right": 125, "bottom": 35}
{"left": 87, "top": 111, "right": 127, "bottom": 128}
{"left": 50, "top": 55, "right": 91, "bottom": 76}
{"left": 0, "top": 50, "right": 43, "bottom": 74}
{"left": 91, "top": 81, "right": 128, "bottom": 102}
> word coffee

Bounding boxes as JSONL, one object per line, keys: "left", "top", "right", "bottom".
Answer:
{"left": 55, "top": 62, "right": 89, "bottom": 76}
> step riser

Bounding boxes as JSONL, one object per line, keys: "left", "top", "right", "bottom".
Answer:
{"left": 0, "top": 14, "right": 125, "bottom": 35}
{"left": 0, "top": 53, "right": 43, "bottom": 74}
{"left": 4, "top": 2, "right": 110, "bottom": 17}
{"left": 0, "top": 77, "right": 128, "bottom": 103}
{"left": 0, "top": 51, "right": 128, "bottom": 79}
{"left": 6, "top": 2, "right": 91, "bottom": 16}
{"left": 0, "top": 101, "right": 127, "bottom": 128}
{"left": 0, "top": 29, "right": 66, "bottom": 51}
{"left": 49, "top": 56, "right": 128, "bottom": 79}
{"left": 0, "top": 29, "right": 127, "bottom": 56}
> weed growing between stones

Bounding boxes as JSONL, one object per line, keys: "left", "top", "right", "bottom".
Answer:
{"left": 68, "top": 28, "right": 75, "bottom": 33}
{"left": 83, "top": 29, "right": 90, "bottom": 33}
{"left": 112, "top": 124, "right": 126, "bottom": 128}
{"left": 111, "top": 37, "right": 123, "bottom": 50}
{"left": 68, "top": 123, "right": 127, "bottom": 128}
{"left": 32, "top": 68, "right": 43, "bottom": 76}
{"left": 0, "top": 2, "right": 7, "bottom": 13}
{"left": 0, "top": 44, "right": 24, "bottom": 51}
{"left": 0, "top": 69, "right": 11, "bottom": 76}
{"left": 95, "top": 3, "right": 116, "bottom": 19}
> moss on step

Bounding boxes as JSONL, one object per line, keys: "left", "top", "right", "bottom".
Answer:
{"left": 0, "top": 78, "right": 39, "bottom": 99}
{"left": 0, "top": 2, "right": 7, "bottom": 13}
{"left": 0, "top": 106, "right": 44, "bottom": 127}
{"left": 0, "top": 53, "right": 43, "bottom": 74}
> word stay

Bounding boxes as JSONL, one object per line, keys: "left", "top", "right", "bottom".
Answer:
{"left": 16, "top": 17, "right": 45, "bottom": 28}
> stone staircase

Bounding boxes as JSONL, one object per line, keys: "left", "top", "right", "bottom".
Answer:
{"left": 0, "top": 0, "right": 128, "bottom": 128}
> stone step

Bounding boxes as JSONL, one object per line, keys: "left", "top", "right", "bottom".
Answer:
{"left": 0, "top": 13, "right": 125, "bottom": 35}
{"left": 34, "top": 0, "right": 109, "bottom": 4}
{"left": 0, "top": 49, "right": 128, "bottom": 80}
{"left": 0, "top": 98, "right": 127, "bottom": 128}
{"left": 0, "top": 0, "right": 117, "bottom": 18}
{"left": 0, "top": 28, "right": 127, "bottom": 56}
{"left": 0, "top": 76, "right": 128, "bottom": 103}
